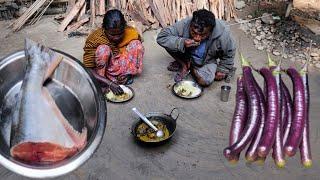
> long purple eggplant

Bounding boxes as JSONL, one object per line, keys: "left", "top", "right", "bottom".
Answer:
{"left": 228, "top": 76, "right": 248, "bottom": 163}
{"left": 299, "top": 61, "right": 312, "bottom": 167}
{"left": 282, "top": 80, "right": 293, "bottom": 144}
{"left": 257, "top": 67, "right": 279, "bottom": 158}
{"left": 284, "top": 68, "right": 306, "bottom": 157}
{"left": 224, "top": 55, "right": 261, "bottom": 161}
{"left": 245, "top": 78, "right": 265, "bottom": 162}
{"left": 269, "top": 56, "right": 286, "bottom": 168}
{"left": 280, "top": 84, "right": 288, "bottom": 137}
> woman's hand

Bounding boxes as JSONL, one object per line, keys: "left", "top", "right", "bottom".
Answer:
{"left": 109, "top": 82, "right": 124, "bottom": 95}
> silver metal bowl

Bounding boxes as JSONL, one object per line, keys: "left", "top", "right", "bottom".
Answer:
{"left": 0, "top": 50, "right": 106, "bottom": 178}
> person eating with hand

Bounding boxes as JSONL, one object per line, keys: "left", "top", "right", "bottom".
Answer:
{"left": 83, "top": 9, "right": 144, "bottom": 95}
{"left": 157, "top": 9, "right": 236, "bottom": 86}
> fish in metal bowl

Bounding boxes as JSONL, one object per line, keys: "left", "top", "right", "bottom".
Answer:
{"left": 0, "top": 39, "right": 106, "bottom": 178}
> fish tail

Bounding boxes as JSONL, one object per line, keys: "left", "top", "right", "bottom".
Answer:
{"left": 25, "top": 38, "right": 63, "bottom": 80}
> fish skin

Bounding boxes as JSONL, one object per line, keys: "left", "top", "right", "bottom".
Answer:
{"left": 10, "top": 39, "right": 87, "bottom": 163}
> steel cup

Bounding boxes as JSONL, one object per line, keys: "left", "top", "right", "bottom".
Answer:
{"left": 220, "top": 85, "right": 231, "bottom": 102}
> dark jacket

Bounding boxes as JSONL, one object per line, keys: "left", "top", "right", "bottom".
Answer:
{"left": 156, "top": 18, "right": 236, "bottom": 73}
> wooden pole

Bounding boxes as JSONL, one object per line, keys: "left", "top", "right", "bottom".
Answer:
{"left": 90, "top": 0, "right": 96, "bottom": 27}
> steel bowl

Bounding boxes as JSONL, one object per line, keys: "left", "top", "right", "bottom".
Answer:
{"left": 0, "top": 50, "right": 106, "bottom": 178}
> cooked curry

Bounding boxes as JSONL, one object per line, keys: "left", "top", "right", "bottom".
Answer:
{"left": 136, "top": 119, "right": 170, "bottom": 142}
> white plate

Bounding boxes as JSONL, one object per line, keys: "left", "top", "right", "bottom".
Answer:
{"left": 105, "top": 85, "right": 134, "bottom": 103}
{"left": 172, "top": 80, "right": 202, "bottom": 99}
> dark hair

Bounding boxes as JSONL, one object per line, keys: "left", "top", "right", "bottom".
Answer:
{"left": 102, "top": 9, "right": 126, "bottom": 30}
{"left": 191, "top": 9, "right": 216, "bottom": 32}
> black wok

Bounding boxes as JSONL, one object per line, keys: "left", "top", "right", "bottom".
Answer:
{"left": 131, "top": 108, "right": 179, "bottom": 146}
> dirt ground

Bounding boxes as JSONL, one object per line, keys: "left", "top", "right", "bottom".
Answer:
{"left": 0, "top": 16, "right": 320, "bottom": 180}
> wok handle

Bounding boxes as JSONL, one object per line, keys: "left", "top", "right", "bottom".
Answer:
{"left": 170, "top": 107, "right": 180, "bottom": 121}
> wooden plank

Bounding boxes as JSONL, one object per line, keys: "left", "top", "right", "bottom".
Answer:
{"left": 58, "top": 0, "right": 85, "bottom": 32}
{"left": 66, "top": 16, "right": 89, "bottom": 32}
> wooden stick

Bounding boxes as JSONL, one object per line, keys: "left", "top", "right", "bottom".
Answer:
{"left": 58, "top": 0, "right": 85, "bottom": 32}
{"left": 33, "top": 0, "right": 54, "bottom": 25}
{"left": 28, "top": 5, "right": 43, "bottom": 25}
{"left": 12, "top": 0, "right": 47, "bottom": 31}
{"left": 11, "top": 0, "right": 40, "bottom": 28}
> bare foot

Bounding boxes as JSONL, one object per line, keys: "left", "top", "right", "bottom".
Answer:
{"left": 167, "top": 61, "right": 181, "bottom": 72}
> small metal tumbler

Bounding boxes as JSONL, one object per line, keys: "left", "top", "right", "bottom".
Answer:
{"left": 220, "top": 85, "right": 231, "bottom": 102}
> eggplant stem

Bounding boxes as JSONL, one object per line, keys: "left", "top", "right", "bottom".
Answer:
{"left": 240, "top": 53, "right": 251, "bottom": 67}
{"left": 301, "top": 40, "right": 312, "bottom": 74}
{"left": 268, "top": 53, "right": 277, "bottom": 67}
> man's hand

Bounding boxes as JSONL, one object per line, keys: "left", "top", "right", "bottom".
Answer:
{"left": 110, "top": 82, "right": 124, "bottom": 95}
{"left": 215, "top": 71, "right": 226, "bottom": 81}
{"left": 184, "top": 39, "right": 200, "bottom": 48}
